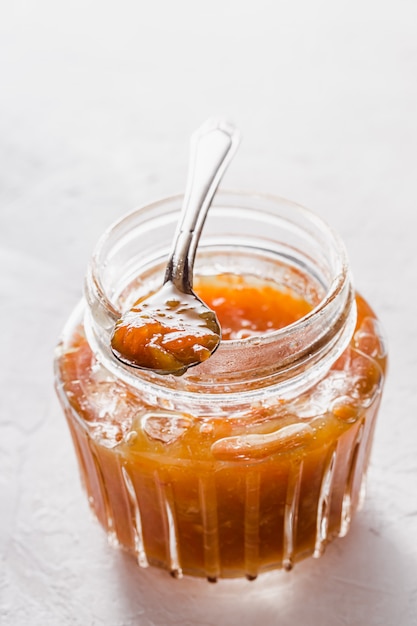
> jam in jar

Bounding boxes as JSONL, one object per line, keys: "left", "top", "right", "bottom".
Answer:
{"left": 54, "top": 192, "right": 387, "bottom": 581}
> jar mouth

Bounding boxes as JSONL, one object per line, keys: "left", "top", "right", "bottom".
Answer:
{"left": 84, "top": 191, "right": 356, "bottom": 405}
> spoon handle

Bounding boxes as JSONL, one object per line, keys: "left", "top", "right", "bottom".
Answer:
{"left": 164, "top": 118, "right": 240, "bottom": 292}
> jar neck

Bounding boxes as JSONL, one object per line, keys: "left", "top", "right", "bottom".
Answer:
{"left": 84, "top": 192, "right": 356, "bottom": 411}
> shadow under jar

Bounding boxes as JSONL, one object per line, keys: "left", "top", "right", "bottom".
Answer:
{"left": 54, "top": 192, "right": 387, "bottom": 581}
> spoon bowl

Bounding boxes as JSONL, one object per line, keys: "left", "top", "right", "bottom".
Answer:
{"left": 111, "top": 283, "right": 221, "bottom": 376}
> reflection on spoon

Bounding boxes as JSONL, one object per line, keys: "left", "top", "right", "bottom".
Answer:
{"left": 110, "top": 118, "right": 240, "bottom": 375}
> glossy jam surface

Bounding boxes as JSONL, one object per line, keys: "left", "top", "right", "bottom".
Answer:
{"left": 111, "top": 283, "right": 221, "bottom": 375}
{"left": 195, "top": 274, "right": 313, "bottom": 339}
{"left": 55, "top": 274, "right": 386, "bottom": 580}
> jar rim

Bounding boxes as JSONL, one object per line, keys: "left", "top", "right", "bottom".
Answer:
{"left": 91, "top": 190, "right": 349, "bottom": 336}
{"left": 84, "top": 191, "right": 356, "bottom": 404}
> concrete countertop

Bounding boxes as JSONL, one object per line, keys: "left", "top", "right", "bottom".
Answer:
{"left": 1, "top": 1, "right": 416, "bottom": 624}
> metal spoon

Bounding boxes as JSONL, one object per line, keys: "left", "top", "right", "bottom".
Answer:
{"left": 110, "top": 118, "right": 240, "bottom": 375}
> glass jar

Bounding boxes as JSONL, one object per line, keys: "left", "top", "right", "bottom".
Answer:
{"left": 54, "top": 192, "right": 387, "bottom": 581}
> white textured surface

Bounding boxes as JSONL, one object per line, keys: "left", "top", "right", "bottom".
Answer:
{"left": 1, "top": 1, "right": 416, "bottom": 624}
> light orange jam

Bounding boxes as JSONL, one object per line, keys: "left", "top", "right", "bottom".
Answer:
{"left": 56, "top": 274, "right": 386, "bottom": 580}
{"left": 196, "top": 274, "right": 312, "bottom": 339}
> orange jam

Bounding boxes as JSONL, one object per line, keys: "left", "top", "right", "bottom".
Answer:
{"left": 110, "top": 283, "right": 221, "bottom": 374}
{"left": 55, "top": 273, "right": 386, "bottom": 580}
{"left": 195, "top": 274, "right": 312, "bottom": 339}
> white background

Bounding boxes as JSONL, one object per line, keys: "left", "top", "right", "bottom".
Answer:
{"left": 1, "top": 1, "right": 416, "bottom": 625}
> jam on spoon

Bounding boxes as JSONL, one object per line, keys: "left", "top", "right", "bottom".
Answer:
{"left": 110, "top": 119, "right": 240, "bottom": 375}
